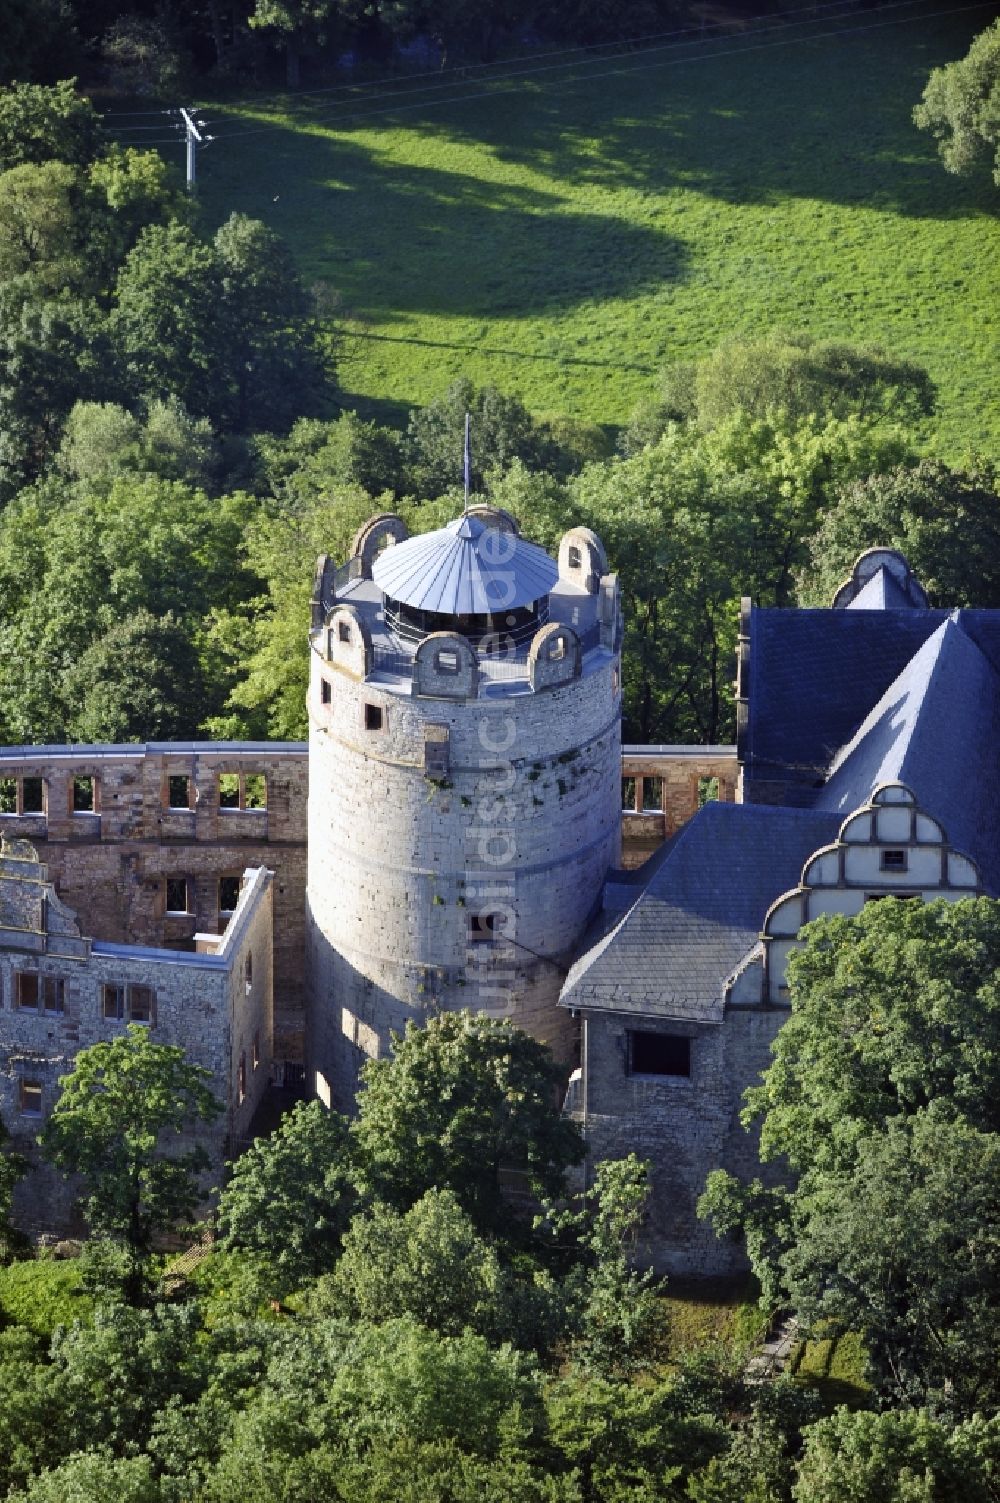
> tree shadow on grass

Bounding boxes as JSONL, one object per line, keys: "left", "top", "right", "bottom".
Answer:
{"left": 394, "top": 4, "right": 998, "bottom": 221}
{"left": 203, "top": 117, "right": 691, "bottom": 327}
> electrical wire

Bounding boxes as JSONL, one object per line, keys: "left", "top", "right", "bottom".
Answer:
{"left": 169, "top": 0, "right": 986, "bottom": 146}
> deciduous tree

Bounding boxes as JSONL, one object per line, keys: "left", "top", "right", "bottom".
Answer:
{"left": 914, "top": 18, "right": 1000, "bottom": 187}
{"left": 41, "top": 1027, "right": 222, "bottom": 1290}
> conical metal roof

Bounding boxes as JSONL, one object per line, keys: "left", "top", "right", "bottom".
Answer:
{"left": 372, "top": 514, "right": 558, "bottom": 616}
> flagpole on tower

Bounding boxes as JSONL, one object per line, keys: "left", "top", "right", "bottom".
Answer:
{"left": 463, "top": 411, "right": 471, "bottom": 513}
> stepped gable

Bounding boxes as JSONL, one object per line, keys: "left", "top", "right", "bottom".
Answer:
{"left": 560, "top": 801, "right": 840, "bottom": 1024}
{"left": 816, "top": 613, "right": 1000, "bottom": 892}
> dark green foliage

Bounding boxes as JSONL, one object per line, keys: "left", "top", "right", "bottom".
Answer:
{"left": 0, "top": 474, "right": 260, "bottom": 743}
{"left": 405, "top": 377, "right": 563, "bottom": 498}
{"left": 215, "top": 1100, "right": 358, "bottom": 1291}
{"left": 701, "top": 898, "right": 1000, "bottom": 1415}
{"left": 794, "top": 1408, "right": 1000, "bottom": 1503}
{"left": 799, "top": 459, "right": 1000, "bottom": 608}
{"left": 353, "top": 1011, "right": 585, "bottom": 1237}
{"left": 61, "top": 609, "right": 205, "bottom": 744}
{"left": 0, "top": 81, "right": 100, "bottom": 171}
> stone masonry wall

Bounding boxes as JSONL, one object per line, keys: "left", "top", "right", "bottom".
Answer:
{"left": 0, "top": 745, "right": 307, "bottom": 1064}
{"left": 307, "top": 643, "right": 623, "bottom": 1111}
{"left": 575, "top": 1006, "right": 784, "bottom": 1276}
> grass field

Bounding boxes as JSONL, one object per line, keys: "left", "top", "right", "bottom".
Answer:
{"left": 192, "top": 2, "right": 999, "bottom": 458}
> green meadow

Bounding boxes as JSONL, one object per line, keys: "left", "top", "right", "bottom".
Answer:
{"left": 196, "top": 2, "right": 999, "bottom": 458}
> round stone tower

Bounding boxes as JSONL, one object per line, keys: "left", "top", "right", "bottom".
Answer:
{"left": 305, "top": 506, "right": 623, "bottom": 1109}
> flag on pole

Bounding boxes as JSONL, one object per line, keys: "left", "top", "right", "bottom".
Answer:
{"left": 463, "top": 411, "right": 471, "bottom": 511}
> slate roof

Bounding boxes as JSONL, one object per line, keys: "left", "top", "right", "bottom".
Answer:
{"left": 744, "top": 607, "right": 949, "bottom": 776}
{"left": 816, "top": 614, "right": 1000, "bottom": 892}
{"left": 846, "top": 566, "right": 922, "bottom": 611}
{"left": 371, "top": 514, "right": 558, "bottom": 616}
{"left": 560, "top": 802, "right": 840, "bottom": 1023}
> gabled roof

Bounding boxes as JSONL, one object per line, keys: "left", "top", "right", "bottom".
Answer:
{"left": 816, "top": 614, "right": 1000, "bottom": 891}
{"left": 560, "top": 802, "right": 840, "bottom": 1023}
{"left": 744, "top": 607, "right": 949, "bottom": 776}
{"left": 371, "top": 514, "right": 558, "bottom": 616}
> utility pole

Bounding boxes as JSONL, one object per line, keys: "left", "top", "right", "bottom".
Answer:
{"left": 179, "top": 108, "right": 211, "bottom": 191}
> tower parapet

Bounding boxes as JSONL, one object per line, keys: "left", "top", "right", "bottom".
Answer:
{"left": 306, "top": 510, "right": 623, "bottom": 1107}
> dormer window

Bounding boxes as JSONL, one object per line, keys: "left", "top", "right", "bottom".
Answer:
{"left": 880, "top": 849, "right": 908, "bottom": 872}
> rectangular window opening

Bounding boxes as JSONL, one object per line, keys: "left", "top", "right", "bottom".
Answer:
{"left": 469, "top": 911, "right": 499, "bottom": 944}
{"left": 338, "top": 621, "right": 351, "bottom": 644}
{"left": 320, "top": 678, "right": 332, "bottom": 706}
{"left": 698, "top": 776, "right": 719, "bottom": 807}
{"left": 20, "top": 1080, "right": 42, "bottom": 1117}
{"left": 15, "top": 973, "right": 39, "bottom": 1011}
{"left": 219, "top": 875, "right": 241, "bottom": 916}
{"left": 168, "top": 775, "right": 191, "bottom": 810}
{"left": 128, "top": 984, "right": 155, "bottom": 1025}
{"left": 165, "top": 878, "right": 189, "bottom": 915}
{"left": 218, "top": 773, "right": 240, "bottom": 809}
{"left": 72, "top": 775, "right": 95, "bottom": 813}
{"left": 0, "top": 778, "right": 16, "bottom": 814}
{"left": 364, "top": 703, "right": 384, "bottom": 732}
{"left": 22, "top": 777, "right": 44, "bottom": 814}
{"left": 42, "top": 977, "right": 64, "bottom": 1015}
{"left": 252, "top": 1030, "right": 260, "bottom": 1071}
{"left": 237, "top": 1051, "right": 247, "bottom": 1106}
{"left": 642, "top": 777, "right": 663, "bottom": 813}
{"left": 568, "top": 545, "right": 582, "bottom": 569}
{"left": 629, "top": 1031, "right": 691, "bottom": 1078}
{"left": 437, "top": 651, "right": 459, "bottom": 674}
{"left": 102, "top": 983, "right": 126, "bottom": 1021}
{"left": 243, "top": 773, "right": 267, "bottom": 810}
{"left": 621, "top": 775, "right": 636, "bottom": 812}
{"left": 880, "top": 849, "right": 908, "bottom": 872}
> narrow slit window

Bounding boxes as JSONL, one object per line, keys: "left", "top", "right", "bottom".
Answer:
{"left": 252, "top": 1030, "right": 260, "bottom": 1071}
{"left": 321, "top": 678, "right": 332, "bottom": 705}
{"left": 237, "top": 1051, "right": 246, "bottom": 1106}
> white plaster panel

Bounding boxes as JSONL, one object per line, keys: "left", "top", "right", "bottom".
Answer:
{"left": 840, "top": 813, "right": 869, "bottom": 842}
{"left": 875, "top": 806, "right": 911, "bottom": 843}
{"left": 916, "top": 814, "right": 942, "bottom": 842}
{"left": 948, "top": 853, "right": 978, "bottom": 887}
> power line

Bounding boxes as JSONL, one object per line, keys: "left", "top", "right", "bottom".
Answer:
{"left": 97, "top": 0, "right": 937, "bottom": 125}
{"left": 181, "top": 0, "right": 985, "bottom": 146}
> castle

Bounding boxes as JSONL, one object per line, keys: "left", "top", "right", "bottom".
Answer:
{"left": 0, "top": 513, "right": 989, "bottom": 1271}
